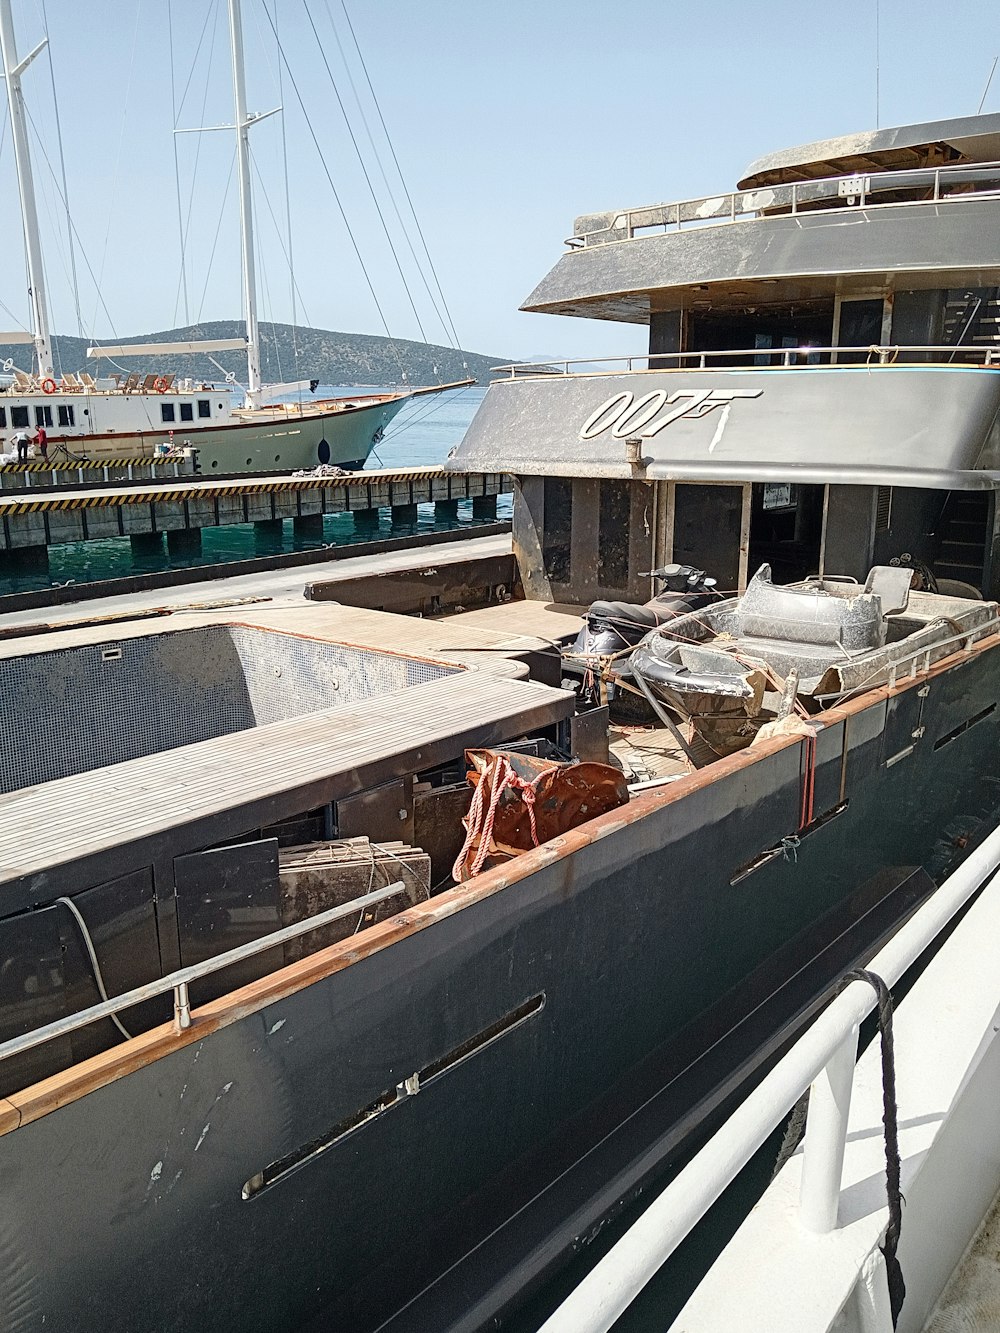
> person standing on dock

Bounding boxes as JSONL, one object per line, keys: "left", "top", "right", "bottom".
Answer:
{"left": 11, "top": 429, "right": 29, "bottom": 463}
{"left": 35, "top": 425, "right": 47, "bottom": 460}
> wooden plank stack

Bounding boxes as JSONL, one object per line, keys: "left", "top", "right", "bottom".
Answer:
{"left": 279, "top": 836, "right": 431, "bottom": 962}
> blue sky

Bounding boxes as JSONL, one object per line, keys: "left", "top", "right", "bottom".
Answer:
{"left": 1, "top": 0, "right": 998, "bottom": 363}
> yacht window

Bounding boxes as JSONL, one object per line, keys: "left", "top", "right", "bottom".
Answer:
{"left": 753, "top": 332, "right": 773, "bottom": 367}
{"left": 542, "top": 478, "right": 572, "bottom": 584}
{"left": 598, "top": 481, "right": 631, "bottom": 588}
{"left": 11, "top": 406, "right": 28, "bottom": 429}
{"left": 161, "top": 403, "right": 176, "bottom": 423}
{"left": 57, "top": 405, "right": 75, "bottom": 428}
{"left": 0, "top": 407, "right": 5, "bottom": 428}
{"left": 180, "top": 402, "right": 194, "bottom": 422}
{"left": 34, "top": 405, "right": 53, "bottom": 428}
{"left": 197, "top": 399, "right": 211, "bottom": 418}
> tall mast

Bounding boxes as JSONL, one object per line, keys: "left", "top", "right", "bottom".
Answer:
{"left": 227, "top": 0, "right": 261, "bottom": 409}
{"left": 0, "top": 0, "right": 54, "bottom": 379}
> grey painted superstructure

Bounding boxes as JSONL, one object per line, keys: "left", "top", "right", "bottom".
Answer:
{"left": 449, "top": 113, "right": 1000, "bottom": 606}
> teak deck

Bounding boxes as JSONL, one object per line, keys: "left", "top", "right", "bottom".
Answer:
{"left": 0, "top": 667, "right": 572, "bottom": 910}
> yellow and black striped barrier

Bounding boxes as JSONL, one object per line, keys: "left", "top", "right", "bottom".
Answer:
{"left": 0, "top": 467, "right": 490, "bottom": 514}
{"left": 2, "top": 456, "right": 190, "bottom": 473}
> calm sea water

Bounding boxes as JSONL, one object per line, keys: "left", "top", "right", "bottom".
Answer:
{"left": 0, "top": 384, "right": 498, "bottom": 596}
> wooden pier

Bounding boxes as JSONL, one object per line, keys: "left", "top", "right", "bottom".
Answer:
{"left": 0, "top": 466, "right": 508, "bottom": 570}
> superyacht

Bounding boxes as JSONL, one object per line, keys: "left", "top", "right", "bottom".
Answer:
{"left": 1, "top": 112, "right": 999, "bottom": 1333}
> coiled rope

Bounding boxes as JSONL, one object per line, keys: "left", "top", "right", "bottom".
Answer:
{"left": 452, "top": 755, "right": 541, "bottom": 881}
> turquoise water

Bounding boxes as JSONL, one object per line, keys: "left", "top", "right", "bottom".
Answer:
{"left": 0, "top": 384, "right": 498, "bottom": 596}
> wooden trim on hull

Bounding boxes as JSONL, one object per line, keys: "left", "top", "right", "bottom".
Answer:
{"left": 3, "top": 628, "right": 997, "bottom": 1137}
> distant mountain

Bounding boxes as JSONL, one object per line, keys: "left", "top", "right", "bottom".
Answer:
{"left": 0, "top": 321, "right": 508, "bottom": 387}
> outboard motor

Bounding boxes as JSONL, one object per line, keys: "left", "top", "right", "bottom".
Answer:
{"left": 563, "top": 564, "right": 720, "bottom": 710}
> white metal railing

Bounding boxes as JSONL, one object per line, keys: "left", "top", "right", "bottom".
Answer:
{"left": 883, "top": 612, "right": 1000, "bottom": 686}
{"left": 493, "top": 345, "right": 1000, "bottom": 378}
{"left": 567, "top": 159, "right": 1000, "bottom": 249}
{"left": 0, "top": 880, "right": 405, "bottom": 1061}
{"left": 537, "top": 823, "right": 1000, "bottom": 1333}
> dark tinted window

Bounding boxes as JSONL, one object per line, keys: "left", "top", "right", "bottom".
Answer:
{"left": 11, "top": 406, "right": 28, "bottom": 428}
{"left": 57, "top": 405, "right": 75, "bottom": 427}
{"left": 598, "top": 480, "right": 631, "bottom": 588}
{"left": 837, "top": 300, "right": 884, "bottom": 363}
{"left": 161, "top": 403, "right": 175, "bottom": 423}
{"left": 197, "top": 399, "right": 211, "bottom": 418}
{"left": 34, "top": 405, "right": 52, "bottom": 428}
{"left": 542, "top": 478, "right": 572, "bottom": 584}
{"left": 180, "top": 402, "right": 194, "bottom": 422}
{"left": 0, "top": 407, "right": 5, "bottom": 428}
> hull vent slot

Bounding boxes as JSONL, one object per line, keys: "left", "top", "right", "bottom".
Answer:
{"left": 242, "top": 992, "right": 545, "bottom": 1200}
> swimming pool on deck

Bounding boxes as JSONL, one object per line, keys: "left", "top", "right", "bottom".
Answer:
{"left": 0, "top": 626, "right": 459, "bottom": 792}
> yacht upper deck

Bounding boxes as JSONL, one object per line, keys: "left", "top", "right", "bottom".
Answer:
{"left": 525, "top": 114, "right": 1000, "bottom": 324}
{"left": 564, "top": 159, "right": 1000, "bottom": 252}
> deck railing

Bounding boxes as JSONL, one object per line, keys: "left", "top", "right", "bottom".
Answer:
{"left": 536, "top": 822, "right": 1000, "bottom": 1333}
{"left": 0, "top": 880, "right": 405, "bottom": 1062}
{"left": 567, "top": 159, "right": 1000, "bottom": 249}
{"left": 493, "top": 345, "right": 1000, "bottom": 378}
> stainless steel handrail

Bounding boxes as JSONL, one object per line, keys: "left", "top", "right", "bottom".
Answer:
{"left": 0, "top": 880, "right": 405, "bottom": 1061}
{"left": 493, "top": 345, "right": 1000, "bottom": 377}
{"left": 569, "top": 158, "right": 1000, "bottom": 247}
{"left": 882, "top": 612, "right": 1000, "bottom": 687}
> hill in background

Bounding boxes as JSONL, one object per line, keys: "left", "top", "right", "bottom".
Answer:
{"left": 0, "top": 321, "right": 508, "bottom": 387}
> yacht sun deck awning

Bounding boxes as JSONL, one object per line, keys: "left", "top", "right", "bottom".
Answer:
{"left": 87, "top": 338, "right": 248, "bottom": 359}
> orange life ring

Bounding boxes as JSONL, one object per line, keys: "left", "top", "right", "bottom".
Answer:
{"left": 154, "top": 377, "right": 169, "bottom": 394}
{"left": 41, "top": 378, "right": 56, "bottom": 395}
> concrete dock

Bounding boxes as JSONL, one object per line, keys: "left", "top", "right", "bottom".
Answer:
{"left": 0, "top": 465, "right": 507, "bottom": 570}
{"left": 0, "top": 531, "right": 516, "bottom": 631}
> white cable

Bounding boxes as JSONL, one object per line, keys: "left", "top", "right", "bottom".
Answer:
{"left": 56, "top": 896, "right": 133, "bottom": 1041}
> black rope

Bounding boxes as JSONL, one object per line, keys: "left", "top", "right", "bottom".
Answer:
{"left": 844, "top": 968, "right": 906, "bottom": 1328}
{"left": 772, "top": 1089, "right": 809, "bottom": 1181}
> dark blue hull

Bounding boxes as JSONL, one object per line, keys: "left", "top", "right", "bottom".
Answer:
{"left": 1, "top": 642, "right": 998, "bottom": 1333}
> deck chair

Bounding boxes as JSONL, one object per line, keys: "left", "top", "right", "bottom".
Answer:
{"left": 122, "top": 373, "right": 139, "bottom": 393}
{"left": 12, "top": 369, "right": 33, "bottom": 390}
{"left": 81, "top": 372, "right": 99, "bottom": 391}
{"left": 141, "top": 374, "right": 158, "bottom": 392}
{"left": 158, "top": 373, "right": 175, "bottom": 391}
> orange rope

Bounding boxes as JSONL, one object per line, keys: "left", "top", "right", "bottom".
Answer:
{"left": 452, "top": 755, "right": 543, "bottom": 881}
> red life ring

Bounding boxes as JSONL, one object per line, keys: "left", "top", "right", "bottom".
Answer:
{"left": 41, "top": 378, "right": 57, "bottom": 395}
{"left": 154, "top": 377, "right": 169, "bottom": 393}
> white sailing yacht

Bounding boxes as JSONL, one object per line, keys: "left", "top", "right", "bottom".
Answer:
{"left": 0, "top": 0, "right": 465, "bottom": 473}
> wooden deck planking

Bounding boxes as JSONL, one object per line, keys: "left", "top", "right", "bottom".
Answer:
{"left": 0, "top": 670, "right": 571, "bottom": 903}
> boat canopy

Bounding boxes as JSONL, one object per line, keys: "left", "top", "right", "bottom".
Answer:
{"left": 738, "top": 111, "right": 1000, "bottom": 188}
{"left": 87, "top": 338, "right": 248, "bottom": 359}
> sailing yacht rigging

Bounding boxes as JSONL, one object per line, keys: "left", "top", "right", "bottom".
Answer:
{"left": 0, "top": 0, "right": 467, "bottom": 474}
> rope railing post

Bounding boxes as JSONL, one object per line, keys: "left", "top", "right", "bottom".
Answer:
{"left": 798, "top": 1021, "right": 860, "bottom": 1232}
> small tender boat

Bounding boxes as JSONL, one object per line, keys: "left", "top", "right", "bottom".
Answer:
{"left": 629, "top": 563, "right": 997, "bottom": 756}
